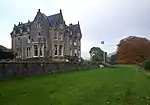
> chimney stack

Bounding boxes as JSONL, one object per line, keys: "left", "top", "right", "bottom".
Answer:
{"left": 38, "top": 9, "right": 40, "bottom": 12}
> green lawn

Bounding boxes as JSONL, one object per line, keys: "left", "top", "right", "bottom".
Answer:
{"left": 0, "top": 65, "right": 150, "bottom": 105}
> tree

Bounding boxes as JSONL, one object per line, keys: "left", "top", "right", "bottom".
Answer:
{"left": 110, "top": 54, "right": 117, "bottom": 64}
{"left": 0, "top": 45, "right": 10, "bottom": 52}
{"left": 0, "top": 45, "right": 16, "bottom": 60}
{"left": 89, "top": 47, "right": 104, "bottom": 61}
{"left": 0, "top": 52, "right": 15, "bottom": 60}
{"left": 117, "top": 36, "right": 150, "bottom": 64}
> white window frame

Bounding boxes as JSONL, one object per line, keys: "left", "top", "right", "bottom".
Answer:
{"left": 59, "top": 45, "right": 63, "bottom": 56}
{"left": 61, "top": 46, "right": 63, "bottom": 56}
{"left": 74, "top": 41, "right": 77, "bottom": 45}
{"left": 28, "top": 36, "right": 30, "bottom": 43}
{"left": 74, "top": 49, "right": 77, "bottom": 54}
{"left": 20, "top": 28, "right": 23, "bottom": 33}
{"left": 78, "top": 50, "right": 81, "bottom": 58}
{"left": 33, "top": 45, "right": 38, "bottom": 57}
{"left": 26, "top": 47, "right": 31, "bottom": 58}
{"left": 60, "top": 33, "right": 63, "bottom": 41}
{"left": 74, "top": 49, "right": 78, "bottom": 56}
{"left": 39, "top": 45, "right": 44, "bottom": 57}
{"left": 74, "top": 39, "right": 78, "bottom": 45}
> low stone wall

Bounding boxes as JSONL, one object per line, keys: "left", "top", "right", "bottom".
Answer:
{"left": 0, "top": 61, "right": 100, "bottom": 80}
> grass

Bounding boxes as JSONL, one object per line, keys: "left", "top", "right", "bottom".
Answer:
{"left": 0, "top": 65, "right": 150, "bottom": 105}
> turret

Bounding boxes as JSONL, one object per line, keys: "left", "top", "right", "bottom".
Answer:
{"left": 60, "top": 9, "right": 62, "bottom": 14}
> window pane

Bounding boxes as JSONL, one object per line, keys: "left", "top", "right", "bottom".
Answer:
{"left": 34, "top": 45, "right": 38, "bottom": 56}
{"left": 38, "top": 32, "right": 41, "bottom": 36}
{"left": 26, "top": 48, "right": 28, "bottom": 57}
{"left": 59, "top": 45, "right": 63, "bottom": 55}
{"left": 55, "top": 45, "right": 57, "bottom": 55}
{"left": 40, "top": 45, "right": 43, "bottom": 56}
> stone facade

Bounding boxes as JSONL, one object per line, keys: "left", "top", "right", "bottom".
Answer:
{"left": 10, "top": 9, "right": 82, "bottom": 60}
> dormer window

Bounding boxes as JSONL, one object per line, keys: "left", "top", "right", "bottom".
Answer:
{"left": 74, "top": 40, "right": 77, "bottom": 45}
{"left": 20, "top": 28, "right": 22, "bottom": 33}
{"left": 60, "top": 32, "right": 63, "bottom": 41}
{"left": 27, "top": 27, "right": 30, "bottom": 32}
{"left": 54, "top": 32, "right": 58, "bottom": 40}
{"left": 77, "top": 33, "right": 81, "bottom": 37}
{"left": 60, "top": 24, "right": 63, "bottom": 29}
{"left": 37, "top": 22, "right": 41, "bottom": 28}
{"left": 74, "top": 42, "right": 77, "bottom": 45}
{"left": 28, "top": 36, "right": 30, "bottom": 43}
{"left": 74, "top": 39, "right": 78, "bottom": 45}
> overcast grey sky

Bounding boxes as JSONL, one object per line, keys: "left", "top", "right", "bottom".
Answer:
{"left": 0, "top": 0, "right": 150, "bottom": 58}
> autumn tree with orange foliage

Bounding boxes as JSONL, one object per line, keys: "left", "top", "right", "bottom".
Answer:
{"left": 117, "top": 36, "right": 150, "bottom": 64}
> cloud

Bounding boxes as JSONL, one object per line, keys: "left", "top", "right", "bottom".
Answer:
{"left": 0, "top": 0, "right": 150, "bottom": 58}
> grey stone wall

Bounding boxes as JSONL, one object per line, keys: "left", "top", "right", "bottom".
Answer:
{"left": 0, "top": 61, "right": 99, "bottom": 80}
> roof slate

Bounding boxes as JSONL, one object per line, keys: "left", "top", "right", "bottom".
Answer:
{"left": 47, "top": 13, "right": 60, "bottom": 26}
{"left": 68, "top": 24, "right": 80, "bottom": 34}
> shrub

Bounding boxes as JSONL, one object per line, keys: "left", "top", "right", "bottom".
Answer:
{"left": 143, "top": 59, "right": 150, "bottom": 71}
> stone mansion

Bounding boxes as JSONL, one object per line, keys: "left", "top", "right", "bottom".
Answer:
{"left": 10, "top": 9, "right": 82, "bottom": 60}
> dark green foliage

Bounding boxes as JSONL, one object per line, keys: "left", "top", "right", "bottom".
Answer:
{"left": 0, "top": 45, "right": 14, "bottom": 60}
{"left": 143, "top": 59, "right": 150, "bottom": 71}
{"left": 0, "top": 45, "right": 11, "bottom": 52}
{"left": 89, "top": 47, "right": 106, "bottom": 61}
{"left": 92, "top": 55, "right": 102, "bottom": 61}
{"left": 110, "top": 54, "right": 117, "bottom": 65}
{"left": 0, "top": 52, "right": 15, "bottom": 60}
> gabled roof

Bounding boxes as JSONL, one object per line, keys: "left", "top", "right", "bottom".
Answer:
{"left": 72, "top": 24, "right": 80, "bottom": 33}
{"left": 12, "top": 12, "right": 61, "bottom": 34}
{"left": 47, "top": 13, "right": 60, "bottom": 26}
{"left": 68, "top": 24, "right": 81, "bottom": 34}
